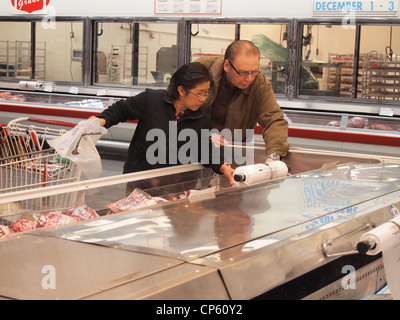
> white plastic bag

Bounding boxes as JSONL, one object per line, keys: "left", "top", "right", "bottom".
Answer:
{"left": 48, "top": 118, "right": 107, "bottom": 179}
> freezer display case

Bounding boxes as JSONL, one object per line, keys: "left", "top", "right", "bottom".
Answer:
{"left": 285, "top": 109, "right": 400, "bottom": 133}
{"left": 0, "top": 148, "right": 399, "bottom": 300}
{"left": 282, "top": 109, "right": 400, "bottom": 158}
{"left": 0, "top": 90, "right": 114, "bottom": 137}
{"left": 0, "top": 90, "right": 131, "bottom": 145}
{"left": 0, "top": 90, "right": 111, "bottom": 109}
{"left": 1, "top": 89, "right": 399, "bottom": 158}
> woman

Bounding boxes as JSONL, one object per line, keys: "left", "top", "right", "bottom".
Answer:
{"left": 93, "top": 62, "right": 234, "bottom": 187}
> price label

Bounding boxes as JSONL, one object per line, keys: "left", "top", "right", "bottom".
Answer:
{"left": 379, "top": 107, "right": 394, "bottom": 116}
{"left": 44, "top": 84, "right": 53, "bottom": 92}
{"left": 313, "top": 0, "right": 399, "bottom": 16}
{"left": 97, "top": 89, "right": 107, "bottom": 96}
{"left": 69, "top": 87, "right": 79, "bottom": 94}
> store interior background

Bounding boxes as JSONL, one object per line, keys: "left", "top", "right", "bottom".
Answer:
{"left": 1, "top": 21, "right": 399, "bottom": 90}
{"left": 0, "top": 2, "right": 399, "bottom": 301}
{"left": 0, "top": 1, "right": 399, "bottom": 159}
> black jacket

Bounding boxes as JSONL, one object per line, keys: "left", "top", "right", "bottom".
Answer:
{"left": 97, "top": 89, "right": 224, "bottom": 175}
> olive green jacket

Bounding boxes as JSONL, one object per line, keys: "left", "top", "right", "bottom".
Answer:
{"left": 195, "top": 56, "right": 290, "bottom": 157}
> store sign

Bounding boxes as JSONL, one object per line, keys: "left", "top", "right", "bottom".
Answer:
{"left": 313, "top": 0, "right": 399, "bottom": 16}
{"left": 10, "top": 0, "right": 50, "bottom": 14}
{"left": 154, "top": 0, "right": 222, "bottom": 15}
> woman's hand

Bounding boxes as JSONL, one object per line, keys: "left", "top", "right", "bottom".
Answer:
{"left": 220, "top": 164, "right": 235, "bottom": 185}
{"left": 89, "top": 115, "right": 106, "bottom": 127}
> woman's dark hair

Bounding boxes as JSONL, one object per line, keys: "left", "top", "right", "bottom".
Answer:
{"left": 167, "top": 62, "right": 213, "bottom": 100}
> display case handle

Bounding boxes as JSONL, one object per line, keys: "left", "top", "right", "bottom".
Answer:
{"left": 322, "top": 223, "right": 376, "bottom": 258}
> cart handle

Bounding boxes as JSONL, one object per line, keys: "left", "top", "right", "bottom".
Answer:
{"left": 8, "top": 117, "right": 78, "bottom": 128}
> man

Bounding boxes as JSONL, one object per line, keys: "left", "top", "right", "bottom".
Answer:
{"left": 195, "top": 40, "right": 290, "bottom": 162}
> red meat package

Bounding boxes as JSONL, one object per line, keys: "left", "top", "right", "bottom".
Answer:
{"left": 0, "top": 225, "right": 13, "bottom": 239}
{"left": 62, "top": 205, "right": 99, "bottom": 222}
{"left": 347, "top": 116, "right": 366, "bottom": 128}
{"left": 36, "top": 211, "right": 75, "bottom": 228}
{"left": 9, "top": 218, "right": 36, "bottom": 233}
{"left": 370, "top": 124, "right": 394, "bottom": 131}
{"left": 107, "top": 188, "right": 168, "bottom": 214}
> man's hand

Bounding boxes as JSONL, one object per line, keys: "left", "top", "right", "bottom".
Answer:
{"left": 210, "top": 133, "right": 229, "bottom": 147}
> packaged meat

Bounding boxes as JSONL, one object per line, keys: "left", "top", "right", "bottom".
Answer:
{"left": 36, "top": 211, "right": 75, "bottom": 228}
{"left": 0, "top": 225, "right": 13, "bottom": 239}
{"left": 0, "top": 92, "right": 11, "bottom": 100}
{"left": 327, "top": 120, "right": 340, "bottom": 127}
{"left": 63, "top": 205, "right": 99, "bottom": 221}
{"left": 9, "top": 217, "right": 36, "bottom": 233}
{"left": 370, "top": 124, "right": 394, "bottom": 131}
{"left": 347, "top": 116, "right": 366, "bottom": 128}
{"left": 0, "top": 91, "right": 26, "bottom": 102}
{"left": 6, "top": 206, "right": 99, "bottom": 233}
{"left": 107, "top": 188, "right": 168, "bottom": 214}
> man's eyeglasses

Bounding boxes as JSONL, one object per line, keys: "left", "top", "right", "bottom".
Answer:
{"left": 186, "top": 89, "right": 209, "bottom": 100}
{"left": 227, "top": 59, "right": 260, "bottom": 78}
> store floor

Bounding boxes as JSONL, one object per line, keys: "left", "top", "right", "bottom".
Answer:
{"left": 100, "top": 158, "right": 124, "bottom": 177}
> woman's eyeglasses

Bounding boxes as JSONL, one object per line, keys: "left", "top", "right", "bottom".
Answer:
{"left": 186, "top": 89, "right": 210, "bottom": 100}
{"left": 227, "top": 59, "right": 260, "bottom": 78}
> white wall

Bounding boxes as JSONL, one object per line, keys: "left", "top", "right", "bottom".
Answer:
{"left": 3, "top": 1, "right": 399, "bottom": 20}
{"left": 0, "top": 0, "right": 323, "bottom": 19}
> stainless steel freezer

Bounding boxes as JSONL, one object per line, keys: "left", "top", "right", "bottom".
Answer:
{"left": 0, "top": 147, "right": 399, "bottom": 300}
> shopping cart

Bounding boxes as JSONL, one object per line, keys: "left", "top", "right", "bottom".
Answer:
{"left": 0, "top": 117, "right": 83, "bottom": 192}
{"left": 0, "top": 117, "right": 85, "bottom": 214}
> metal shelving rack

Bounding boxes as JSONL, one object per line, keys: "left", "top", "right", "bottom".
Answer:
{"left": 0, "top": 41, "right": 16, "bottom": 78}
{"left": 327, "top": 53, "right": 361, "bottom": 97}
{"left": 360, "top": 58, "right": 400, "bottom": 101}
{"left": 108, "top": 45, "right": 125, "bottom": 83}
{"left": 0, "top": 40, "right": 46, "bottom": 79}
{"left": 327, "top": 53, "right": 400, "bottom": 101}
{"left": 138, "top": 46, "right": 148, "bottom": 84}
{"left": 15, "top": 41, "right": 31, "bottom": 78}
{"left": 34, "top": 41, "right": 46, "bottom": 79}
